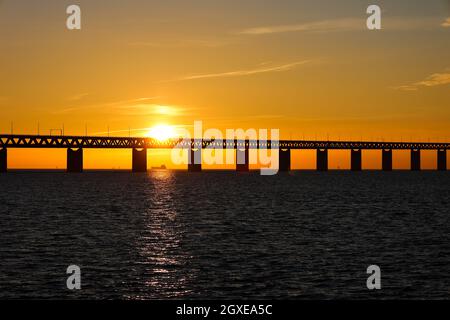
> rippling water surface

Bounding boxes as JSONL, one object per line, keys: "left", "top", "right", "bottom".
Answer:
{"left": 0, "top": 171, "right": 449, "bottom": 299}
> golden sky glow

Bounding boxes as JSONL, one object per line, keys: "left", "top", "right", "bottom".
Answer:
{"left": 0, "top": 0, "right": 449, "bottom": 169}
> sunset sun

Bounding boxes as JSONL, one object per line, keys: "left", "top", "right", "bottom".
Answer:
{"left": 145, "top": 125, "right": 176, "bottom": 141}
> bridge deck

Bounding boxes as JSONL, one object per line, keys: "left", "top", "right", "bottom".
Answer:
{"left": 0, "top": 134, "right": 449, "bottom": 150}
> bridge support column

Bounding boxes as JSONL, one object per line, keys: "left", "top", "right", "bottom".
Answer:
{"left": 0, "top": 148, "right": 7, "bottom": 173}
{"left": 351, "top": 149, "right": 362, "bottom": 171}
{"left": 188, "top": 148, "right": 202, "bottom": 172}
{"left": 279, "top": 149, "right": 291, "bottom": 172}
{"left": 437, "top": 149, "right": 447, "bottom": 171}
{"left": 132, "top": 148, "right": 147, "bottom": 172}
{"left": 382, "top": 149, "right": 392, "bottom": 171}
{"left": 316, "top": 149, "right": 328, "bottom": 171}
{"left": 67, "top": 148, "right": 83, "bottom": 173}
{"left": 411, "top": 149, "right": 421, "bottom": 171}
{"left": 236, "top": 148, "right": 249, "bottom": 172}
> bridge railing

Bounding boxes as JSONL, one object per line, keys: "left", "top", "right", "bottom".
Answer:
{"left": 0, "top": 134, "right": 449, "bottom": 150}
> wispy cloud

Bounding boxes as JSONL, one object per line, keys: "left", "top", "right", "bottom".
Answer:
{"left": 114, "top": 103, "right": 185, "bottom": 116}
{"left": 239, "top": 18, "right": 363, "bottom": 35}
{"left": 395, "top": 70, "right": 450, "bottom": 91}
{"left": 175, "top": 60, "right": 310, "bottom": 81}
{"left": 54, "top": 97, "right": 162, "bottom": 114}
{"left": 129, "top": 38, "right": 231, "bottom": 48}
{"left": 252, "top": 114, "right": 286, "bottom": 119}
{"left": 442, "top": 17, "right": 450, "bottom": 27}
{"left": 239, "top": 17, "right": 442, "bottom": 35}
{"left": 67, "top": 93, "right": 89, "bottom": 101}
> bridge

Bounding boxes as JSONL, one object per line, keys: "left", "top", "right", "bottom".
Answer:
{"left": 0, "top": 134, "right": 448, "bottom": 172}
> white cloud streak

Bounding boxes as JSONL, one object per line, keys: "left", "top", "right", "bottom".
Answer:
{"left": 395, "top": 70, "right": 450, "bottom": 91}
{"left": 67, "top": 93, "right": 89, "bottom": 101}
{"left": 129, "top": 38, "right": 231, "bottom": 48}
{"left": 442, "top": 17, "right": 450, "bottom": 27}
{"left": 176, "top": 60, "right": 310, "bottom": 81}
{"left": 54, "top": 97, "right": 162, "bottom": 114}
{"left": 239, "top": 17, "right": 443, "bottom": 35}
{"left": 239, "top": 18, "right": 364, "bottom": 35}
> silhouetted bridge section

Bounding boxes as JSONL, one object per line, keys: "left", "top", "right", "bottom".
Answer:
{"left": 0, "top": 134, "right": 448, "bottom": 172}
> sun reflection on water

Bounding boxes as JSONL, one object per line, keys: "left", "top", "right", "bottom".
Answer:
{"left": 128, "top": 170, "right": 195, "bottom": 299}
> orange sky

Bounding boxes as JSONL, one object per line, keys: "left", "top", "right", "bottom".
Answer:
{"left": 0, "top": 0, "right": 449, "bottom": 169}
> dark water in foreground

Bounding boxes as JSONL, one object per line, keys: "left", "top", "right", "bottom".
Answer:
{"left": 0, "top": 171, "right": 449, "bottom": 299}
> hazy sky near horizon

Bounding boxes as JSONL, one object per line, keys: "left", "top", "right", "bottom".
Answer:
{"left": 0, "top": 0, "right": 449, "bottom": 168}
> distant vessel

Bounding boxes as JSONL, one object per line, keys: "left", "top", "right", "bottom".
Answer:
{"left": 151, "top": 164, "right": 167, "bottom": 170}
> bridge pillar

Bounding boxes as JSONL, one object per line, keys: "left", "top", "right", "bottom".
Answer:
{"left": 67, "top": 148, "right": 83, "bottom": 173}
{"left": 279, "top": 149, "right": 291, "bottom": 172}
{"left": 236, "top": 147, "right": 249, "bottom": 172}
{"left": 188, "top": 148, "right": 202, "bottom": 172}
{"left": 316, "top": 149, "right": 328, "bottom": 171}
{"left": 411, "top": 149, "right": 421, "bottom": 171}
{"left": 437, "top": 149, "right": 447, "bottom": 171}
{"left": 382, "top": 149, "right": 392, "bottom": 171}
{"left": 0, "top": 148, "right": 6, "bottom": 173}
{"left": 351, "top": 149, "right": 362, "bottom": 171}
{"left": 132, "top": 148, "right": 147, "bottom": 172}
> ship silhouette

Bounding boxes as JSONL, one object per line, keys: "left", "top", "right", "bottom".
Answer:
{"left": 151, "top": 164, "right": 167, "bottom": 170}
